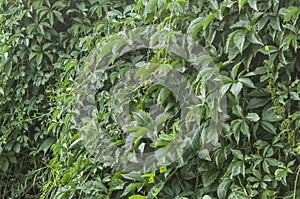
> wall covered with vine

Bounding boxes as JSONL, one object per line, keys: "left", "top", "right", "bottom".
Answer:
{"left": 0, "top": 0, "right": 300, "bottom": 198}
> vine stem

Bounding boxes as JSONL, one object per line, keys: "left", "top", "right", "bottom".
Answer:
{"left": 293, "top": 164, "right": 300, "bottom": 199}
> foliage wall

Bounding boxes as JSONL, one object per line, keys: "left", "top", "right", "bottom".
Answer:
{"left": 0, "top": 0, "right": 300, "bottom": 198}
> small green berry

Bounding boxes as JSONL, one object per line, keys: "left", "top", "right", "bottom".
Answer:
{"left": 265, "top": 45, "right": 270, "bottom": 51}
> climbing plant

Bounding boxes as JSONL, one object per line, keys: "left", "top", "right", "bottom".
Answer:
{"left": 0, "top": 0, "right": 300, "bottom": 198}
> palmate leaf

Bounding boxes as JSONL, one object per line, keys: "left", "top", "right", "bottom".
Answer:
{"left": 3, "top": 0, "right": 300, "bottom": 198}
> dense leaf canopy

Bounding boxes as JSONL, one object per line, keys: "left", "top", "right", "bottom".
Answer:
{"left": 0, "top": 0, "right": 300, "bottom": 198}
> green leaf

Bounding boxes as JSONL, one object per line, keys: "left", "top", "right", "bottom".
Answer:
{"left": 231, "top": 61, "right": 242, "bottom": 79}
{"left": 234, "top": 30, "right": 246, "bottom": 54}
{"left": 246, "top": 113, "right": 260, "bottom": 122}
{"left": 258, "top": 45, "right": 279, "bottom": 54}
{"left": 13, "top": 143, "right": 20, "bottom": 153}
{"left": 247, "top": 31, "right": 263, "bottom": 45}
{"left": 188, "top": 17, "right": 203, "bottom": 39}
{"left": 203, "top": 170, "right": 219, "bottom": 187}
{"left": 241, "top": 121, "right": 250, "bottom": 140}
{"left": 248, "top": 0, "right": 258, "bottom": 10}
{"left": 253, "top": 140, "right": 269, "bottom": 149}
{"left": 275, "top": 168, "right": 287, "bottom": 185}
{"left": 0, "top": 87, "right": 4, "bottom": 96}
{"left": 36, "top": 53, "right": 43, "bottom": 66}
{"left": 198, "top": 149, "right": 212, "bottom": 161}
{"left": 229, "top": 46, "right": 241, "bottom": 60}
{"left": 270, "top": 17, "right": 281, "bottom": 31}
{"left": 232, "top": 119, "right": 242, "bottom": 143}
{"left": 121, "top": 172, "right": 143, "bottom": 181}
{"left": 220, "top": 83, "right": 231, "bottom": 97}
{"left": 42, "top": 43, "right": 52, "bottom": 51}
{"left": 231, "top": 149, "right": 244, "bottom": 160}
{"left": 210, "top": 0, "right": 219, "bottom": 10}
{"left": 145, "top": 0, "right": 158, "bottom": 13}
{"left": 203, "top": 13, "right": 215, "bottom": 30}
{"left": 39, "top": 138, "right": 55, "bottom": 154}
{"left": 132, "top": 111, "right": 152, "bottom": 127}
{"left": 281, "top": 6, "right": 300, "bottom": 22}
{"left": 61, "top": 173, "right": 70, "bottom": 184}
{"left": 230, "top": 82, "right": 243, "bottom": 97}
{"left": 32, "top": 44, "right": 41, "bottom": 52}
{"left": 134, "top": 63, "right": 160, "bottom": 82}
{"left": 29, "top": 51, "right": 37, "bottom": 62}
{"left": 129, "top": 195, "right": 147, "bottom": 199}
{"left": 231, "top": 161, "right": 245, "bottom": 177}
{"left": 48, "top": 12, "right": 54, "bottom": 25}
{"left": 255, "top": 16, "right": 270, "bottom": 31}
{"left": 230, "top": 20, "right": 249, "bottom": 29}
{"left": 217, "top": 179, "right": 231, "bottom": 198}
{"left": 148, "top": 182, "right": 164, "bottom": 197}
{"left": 159, "top": 131, "right": 174, "bottom": 141}
{"left": 262, "top": 107, "right": 281, "bottom": 122}
{"left": 261, "top": 121, "right": 277, "bottom": 134}
{"left": 238, "top": 77, "right": 255, "bottom": 88}
{"left": 225, "top": 31, "right": 235, "bottom": 53}
{"left": 238, "top": 0, "right": 247, "bottom": 11}
{"left": 8, "top": 156, "right": 17, "bottom": 164}
{"left": 53, "top": 10, "right": 64, "bottom": 23}
{"left": 1, "top": 158, "right": 9, "bottom": 172}
{"left": 52, "top": 1, "right": 67, "bottom": 9}
{"left": 121, "top": 183, "right": 140, "bottom": 196}
{"left": 65, "top": 61, "right": 77, "bottom": 73}
{"left": 247, "top": 98, "right": 269, "bottom": 109}
{"left": 181, "top": 168, "right": 196, "bottom": 180}
{"left": 157, "top": 87, "right": 171, "bottom": 105}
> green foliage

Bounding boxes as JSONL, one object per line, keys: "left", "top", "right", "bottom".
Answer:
{"left": 1, "top": 0, "right": 300, "bottom": 198}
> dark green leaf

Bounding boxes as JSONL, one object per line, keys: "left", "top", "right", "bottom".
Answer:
{"left": 247, "top": 98, "right": 269, "bottom": 109}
